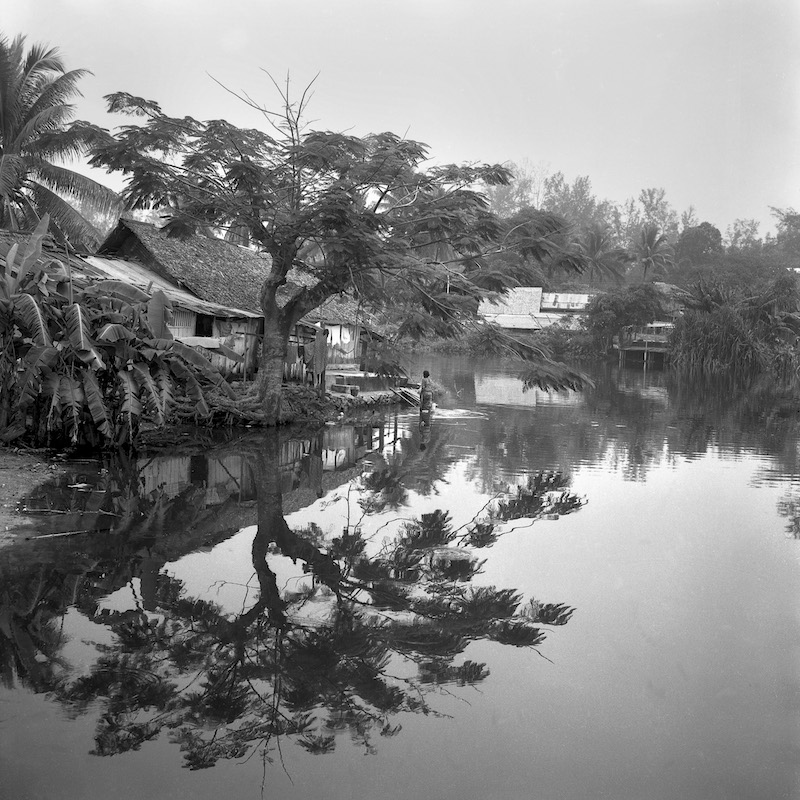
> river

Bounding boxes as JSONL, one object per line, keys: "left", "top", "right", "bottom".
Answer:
{"left": 1, "top": 356, "right": 799, "bottom": 800}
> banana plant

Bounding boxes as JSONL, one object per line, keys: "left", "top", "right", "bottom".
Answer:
{"left": 1, "top": 220, "right": 236, "bottom": 447}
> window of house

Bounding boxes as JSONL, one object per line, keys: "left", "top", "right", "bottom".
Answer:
{"left": 195, "top": 315, "right": 214, "bottom": 336}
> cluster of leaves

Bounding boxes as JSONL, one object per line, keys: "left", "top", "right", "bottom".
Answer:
{"left": 0, "top": 218, "right": 234, "bottom": 447}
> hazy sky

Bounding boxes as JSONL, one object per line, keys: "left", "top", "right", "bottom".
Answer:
{"left": 7, "top": 0, "right": 800, "bottom": 235}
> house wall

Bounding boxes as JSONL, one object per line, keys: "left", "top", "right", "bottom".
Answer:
{"left": 540, "top": 292, "right": 591, "bottom": 311}
{"left": 210, "top": 317, "right": 261, "bottom": 378}
{"left": 173, "top": 314, "right": 262, "bottom": 378}
{"left": 326, "top": 323, "right": 361, "bottom": 365}
{"left": 168, "top": 308, "right": 196, "bottom": 339}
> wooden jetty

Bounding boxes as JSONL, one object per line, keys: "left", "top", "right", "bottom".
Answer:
{"left": 614, "top": 321, "right": 673, "bottom": 367}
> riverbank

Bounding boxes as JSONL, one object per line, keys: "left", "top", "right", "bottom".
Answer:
{"left": 0, "top": 448, "right": 67, "bottom": 544}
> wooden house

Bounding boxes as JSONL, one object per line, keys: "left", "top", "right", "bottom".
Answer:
{"left": 97, "top": 219, "right": 271, "bottom": 378}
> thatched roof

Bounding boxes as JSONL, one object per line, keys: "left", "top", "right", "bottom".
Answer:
{"left": 302, "top": 294, "right": 377, "bottom": 327}
{"left": 98, "top": 219, "right": 272, "bottom": 313}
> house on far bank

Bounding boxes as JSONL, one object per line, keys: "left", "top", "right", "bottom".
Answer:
{"left": 301, "top": 294, "right": 381, "bottom": 373}
{"left": 477, "top": 287, "right": 593, "bottom": 331}
{"left": 96, "top": 219, "right": 270, "bottom": 379}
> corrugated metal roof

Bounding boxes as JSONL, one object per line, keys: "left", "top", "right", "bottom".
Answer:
{"left": 81, "top": 256, "right": 261, "bottom": 318}
{"left": 478, "top": 287, "right": 543, "bottom": 316}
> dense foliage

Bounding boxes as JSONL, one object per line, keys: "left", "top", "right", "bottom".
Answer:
{"left": 0, "top": 219, "right": 234, "bottom": 447}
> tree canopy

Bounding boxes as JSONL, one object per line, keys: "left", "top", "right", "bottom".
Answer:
{"left": 89, "top": 85, "right": 587, "bottom": 422}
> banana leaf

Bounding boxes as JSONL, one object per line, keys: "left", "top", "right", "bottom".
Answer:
{"left": 17, "top": 345, "right": 59, "bottom": 408}
{"left": 59, "top": 375, "right": 85, "bottom": 443}
{"left": 117, "top": 371, "right": 142, "bottom": 439}
{"left": 96, "top": 322, "right": 136, "bottom": 342}
{"left": 132, "top": 362, "right": 165, "bottom": 425}
{"left": 12, "top": 293, "right": 51, "bottom": 346}
{"left": 82, "top": 369, "right": 113, "bottom": 439}
{"left": 169, "top": 340, "right": 236, "bottom": 399}
{"left": 64, "top": 303, "right": 105, "bottom": 370}
{"left": 169, "top": 360, "right": 210, "bottom": 417}
{"left": 155, "top": 363, "right": 175, "bottom": 416}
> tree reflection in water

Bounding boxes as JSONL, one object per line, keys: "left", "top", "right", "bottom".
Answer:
{"left": 0, "top": 429, "right": 580, "bottom": 771}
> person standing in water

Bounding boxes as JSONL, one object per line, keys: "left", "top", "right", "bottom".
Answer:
{"left": 419, "top": 369, "right": 434, "bottom": 422}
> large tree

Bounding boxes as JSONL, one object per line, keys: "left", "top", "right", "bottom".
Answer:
{"left": 90, "top": 86, "right": 585, "bottom": 424}
{"left": 0, "top": 34, "right": 119, "bottom": 250}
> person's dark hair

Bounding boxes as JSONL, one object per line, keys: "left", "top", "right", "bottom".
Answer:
{"left": 423, "top": 370, "right": 430, "bottom": 378}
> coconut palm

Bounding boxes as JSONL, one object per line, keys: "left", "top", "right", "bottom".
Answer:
{"left": 577, "top": 222, "right": 631, "bottom": 284}
{"left": 632, "top": 224, "right": 674, "bottom": 282}
{"left": 0, "top": 34, "right": 119, "bottom": 250}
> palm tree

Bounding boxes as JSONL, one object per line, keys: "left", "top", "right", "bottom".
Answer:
{"left": 0, "top": 34, "right": 119, "bottom": 250}
{"left": 633, "top": 224, "right": 674, "bottom": 282}
{"left": 577, "top": 223, "right": 631, "bottom": 284}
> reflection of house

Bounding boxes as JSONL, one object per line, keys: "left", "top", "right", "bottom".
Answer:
{"left": 97, "top": 220, "right": 269, "bottom": 378}
{"left": 477, "top": 288, "right": 593, "bottom": 331}
{"left": 474, "top": 374, "right": 583, "bottom": 407}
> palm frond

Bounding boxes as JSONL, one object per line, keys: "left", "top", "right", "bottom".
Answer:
{"left": 0, "top": 154, "right": 28, "bottom": 199}
{"left": 31, "top": 161, "right": 120, "bottom": 217}
{"left": 27, "top": 182, "right": 102, "bottom": 250}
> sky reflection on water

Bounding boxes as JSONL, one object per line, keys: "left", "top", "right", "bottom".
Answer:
{"left": 2, "top": 358, "right": 799, "bottom": 800}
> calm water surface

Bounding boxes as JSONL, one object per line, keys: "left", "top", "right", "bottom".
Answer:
{"left": 2, "top": 357, "right": 799, "bottom": 800}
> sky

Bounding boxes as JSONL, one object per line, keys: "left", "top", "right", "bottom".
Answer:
{"left": 6, "top": 0, "right": 800, "bottom": 236}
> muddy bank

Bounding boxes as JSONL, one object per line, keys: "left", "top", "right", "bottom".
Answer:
{"left": 0, "top": 449, "right": 67, "bottom": 546}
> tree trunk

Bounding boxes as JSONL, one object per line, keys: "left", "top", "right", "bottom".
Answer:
{"left": 256, "top": 312, "right": 288, "bottom": 426}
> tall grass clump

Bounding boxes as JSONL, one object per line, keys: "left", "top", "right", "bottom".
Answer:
{"left": 670, "top": 275, "right": 800, "bottom": 379}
